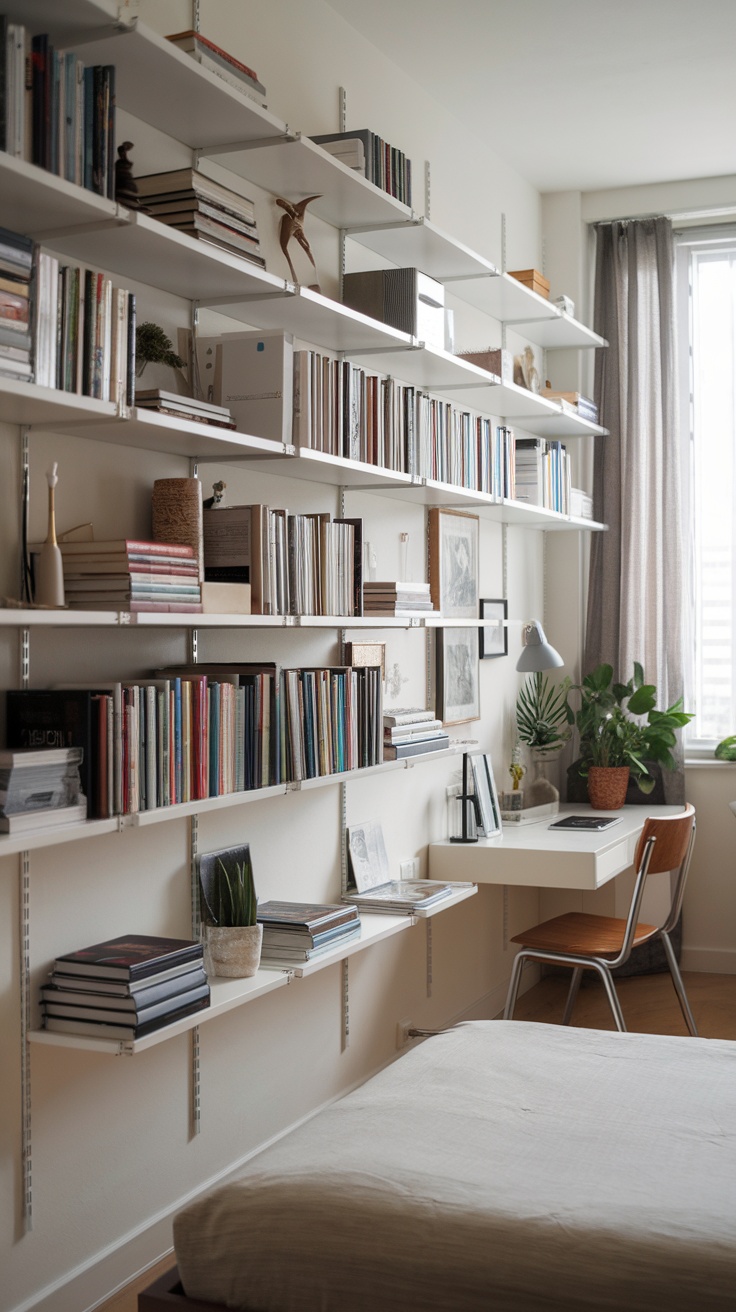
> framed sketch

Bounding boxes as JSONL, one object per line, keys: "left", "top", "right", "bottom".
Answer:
{"left": 479, "top": 598, "right": 508, "bottom": 659}
{"left": 436, "top": 626, "right": 480, "bottom": 724}
{"left": 346, "top": 820, "right": 390, "bottom": 892}
{"left": 428, "top": 509, "right": 479, "bottom": 619}
{"left": 468, "top": 752, "right": 502, "bottom": 837}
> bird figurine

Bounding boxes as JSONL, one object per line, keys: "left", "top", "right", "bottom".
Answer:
{"left": 275, "top": 194, "right": 322, "bottom": 290}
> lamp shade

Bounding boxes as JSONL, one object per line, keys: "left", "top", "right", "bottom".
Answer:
{"left": 516, "top": 619, "right": 564, "bottom": 673}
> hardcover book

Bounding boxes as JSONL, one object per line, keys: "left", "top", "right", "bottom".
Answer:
{"left": 52, "top": 934, "right": 203, "bottom": 981}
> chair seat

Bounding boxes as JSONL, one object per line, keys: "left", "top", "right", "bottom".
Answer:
{"left": 511, "top": 911, "right": 659, "bottom": 960}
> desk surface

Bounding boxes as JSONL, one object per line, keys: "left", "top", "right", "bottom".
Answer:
{"left": 429, "top": 804, "right": 682, "bottom": 890}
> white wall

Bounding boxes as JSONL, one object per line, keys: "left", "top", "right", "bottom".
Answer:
{"left": 1, "top": 3, "right": 552, "bottom": 1309}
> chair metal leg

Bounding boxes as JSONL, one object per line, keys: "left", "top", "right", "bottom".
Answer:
{"left": 562, "top": 967, "right": 584, "bottom": 1025}
{"left": 594, "top": 964, "right": 627, "bottom": 1031}
{"left": 503, "top": 951, "right": 527, "bottom": 1020}
{"left": 660, "top": 931, "right": 699, "bottom": 1036}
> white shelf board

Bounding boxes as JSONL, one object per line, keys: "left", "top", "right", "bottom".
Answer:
{"left": 28, "top": 968, "right": 291, "bottom": 1055}
{"left": 0, "top": 0, "right": 118, "bottom": 40}
{"left": 0, "top": 153, "right": 121, "bottom": 237}
{"left": 442, "top": 271, "right": 559, "bottom": 324}
{"left": 207, "top": 134, "right": 415, "bottom": 230}
{"left": 284, "top": 447, "right": 414, "bottom": 491}
{"left": 523, "top": 412, "right": 608, "bottom": 439}
{"left": 0, "top": 816, "right": 120, "bottom": 859}
{"left": 128, "top": 785, "right": 289, "bottom": 827}
{"left": 30, "top": 406, "right": 290, "bottom": 461}
{"left": 277, "top": 912, "right": 413, "bottom": 976}
{"left": 200, "top": 283, "right": 417, "bottom": 355}
{"left": 36, "top": 209, "right": 288, "bottom": 305}
{"left": 0, "top": 379, "right": 117, "bottom": 428}
{"left": 344, "top": 216, "right": 498, "bottom": 282}
{"left": 517, "top": 314, "right": 607, "bottom": 351}
{"left": 69, "top": 17, "right": 287, "bottom": 151}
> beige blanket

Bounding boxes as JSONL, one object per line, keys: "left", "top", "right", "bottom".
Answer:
{"left": 174, "top": 1021, "right": 736, "bottom": 1310}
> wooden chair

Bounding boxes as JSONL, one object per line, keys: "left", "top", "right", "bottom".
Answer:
{"left": 504, "top": 804, "right": 698, "bottom": 1034}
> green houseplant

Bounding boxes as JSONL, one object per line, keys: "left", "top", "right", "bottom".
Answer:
{"left": 515, "top": 673, "right": 572, "bottom": 807}
{"left": 566, "top": 662, "right": 692, "bottom": 808}
{"left": 197, "top": 845, "right": 262, "bottom": 978}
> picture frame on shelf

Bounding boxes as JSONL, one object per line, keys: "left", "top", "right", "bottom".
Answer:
{"left": 428, "top": 509, "right": 479, "bottom": 618}
{"left": 468, "top": 750, "right": 502, "bottom": 837}
{"left": 436, "top": 626, "right": 480, "bottom": 725}
{"left": 479, "top": 598, "right": 508, "bottom": 659}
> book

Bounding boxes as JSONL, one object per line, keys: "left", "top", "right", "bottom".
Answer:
{"left": 58, "top": 540, "right": 197, "bottom": 558}
{"left": 260, "top": 920, "right": 361, "bottom": 951}
{"left": 52, "top": 934, "right": 203, "bottom": 981}
{"left": 382, "top": 737, "right": 450, "bottom": 760}
{"left": 385, "top": 720, "right": 443, "bottom": 741}
{"left": 548, "top": 815, "right": 622, "bottom": 831}
{"left": 165, "top": 30, "right": 266, "bottom": 98}
{"left": 383, "top": 708, "right": 438, "bottom": 727}
{"left": 43, "top": 964, "right": 207, "bottom": 1004}
{"left": 6, "top": 688, "right": 111, "bottom": 818}
{"left": 0, "top": 800, "right": 87, "bottom": 833}
{"left": 343, "top": 881, "right": 456, "bottom": 913}
{"left": 42, "top": 979, "right": 210, "bottom": 1024}
{"left": 256, "top": 901, "right": 360, "bottom": 933}
{"left": 42, "top": 993, "right": 210, "bottom": 1039}
{"left": 260, "top": 925, "right": 362, "bottom": 962}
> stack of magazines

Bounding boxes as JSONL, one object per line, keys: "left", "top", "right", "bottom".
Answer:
{"left": 257, "top": 902, "right": 361, "bottom": 964}
{"left": 0, "top": 746, "right": 86, "bottom": 834}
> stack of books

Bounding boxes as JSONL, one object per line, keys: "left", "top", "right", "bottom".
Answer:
{"left": 0, "top": 226, "right": 33, "bottom": 382}
{"left": 165, "top": 29, "right": 267, "bottom": 106}
{"left": 0, "top": 746, "right": 86, "bottom": 834}
{"left": 542, "top": 388, "right": 599, "bottom": 425}
{"left": 363, "top": 581, "right": 436, "bottom": 618}
{"left": 134, "top": 168, "right": 265, "bottom": 267}
{"left": 514, "top": 437, "right": 570, "bottom": 515}
{"left": 257, "top": 902, "right": 361, "bottom": 965}
{"left": 134, "top": 389, "right": 234, "bottom": 428}
{"left": 310, "top": 129, "right": 412, "bottom": 206}
{"left": 59, "top": 539, "right": 202, "bottom": 614}
{"left": 40, "top": 934, "right": 209, "bottom": 1040}
{"left": 570, "top": 488, "right": 594, "bottom": 520}
{"left": 383, "top": 709, "right": 449, "bottom": 760}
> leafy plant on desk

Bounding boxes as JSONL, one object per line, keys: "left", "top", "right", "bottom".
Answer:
{"left": 566, "top": 662, "right": 693, "bottom": 793}
{"left": 516, "top": 672, "right": 572, "bottom": 756}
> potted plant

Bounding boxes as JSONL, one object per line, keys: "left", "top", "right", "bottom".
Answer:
{"left": 566, "top": 662, "right": 692, "bottom": 809}
{"left": 135, "top": 321, "right": 187, "bottom": 388}
{"left": 515, "top": 672, "right": 572, "bottom": 806}
{"left": 197, "top": 845, "right": 262, "bottom": 978}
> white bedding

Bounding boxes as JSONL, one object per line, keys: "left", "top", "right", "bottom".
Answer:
{"left": 174, "top": 1021, "right": 736, "bottom": 1310}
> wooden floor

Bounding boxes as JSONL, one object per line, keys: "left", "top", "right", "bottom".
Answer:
{"left": 97, "top": 969, "right": 736, "bottom": 1312}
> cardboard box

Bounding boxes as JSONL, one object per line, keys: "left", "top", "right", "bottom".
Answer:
{"left": 194, "top": 329, "right": 293, "bottom": 443}
{"left": 457, "top": 348, "right": 513, "bottom": 382}
{"left": 200, "top": 581, "right": 252, "bottom": 614}
{"left": 508, "top": 268, "right": 550, "bottom": 299}
{"left": 342, "top": 268, "right": 445, "bottom": 350}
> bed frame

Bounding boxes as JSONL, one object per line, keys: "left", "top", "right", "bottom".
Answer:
{"left": 139, "top": 1266, "right": 222, "bottom": 1312}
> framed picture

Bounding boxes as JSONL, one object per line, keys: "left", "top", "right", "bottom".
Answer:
{"left": 428, "top": 509, "right": 479, "bottom": 618}
{"left": 436, "top": 626, "right": 480, "bottom": 725}
{"left": 479, "top": 598, "right": 508, "bottom": 659}
{"left": 468, "top": 752, "right": 502, "bottom": 837}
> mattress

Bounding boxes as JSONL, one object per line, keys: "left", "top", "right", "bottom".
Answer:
{"left": 174, "top": 1020, "right": 736, "bottom": 1311}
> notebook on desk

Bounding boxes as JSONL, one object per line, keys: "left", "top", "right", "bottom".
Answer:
{"left": 548, "top": 815, "right": 622, "bottom": 831}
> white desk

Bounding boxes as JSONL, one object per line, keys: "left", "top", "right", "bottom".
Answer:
{"left": 429, "top": 805, "right": 682, "bottom": 891}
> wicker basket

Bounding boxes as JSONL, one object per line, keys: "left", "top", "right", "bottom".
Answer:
{"left": 587, "top": 766, "right": 630, "bottom": 811}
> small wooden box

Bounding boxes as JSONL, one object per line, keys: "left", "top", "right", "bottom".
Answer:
{"left": 508, "top": 268, "right": 550, "bottom": 299}
{"left": 457, "top": 348, "right": 513, "bottom": 382}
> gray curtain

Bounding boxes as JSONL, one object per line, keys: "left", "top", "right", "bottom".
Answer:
{"left": 586, "top": 216, "right": 685, "bottom": 804}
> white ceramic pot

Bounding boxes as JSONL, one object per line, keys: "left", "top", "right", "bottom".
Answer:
{"left": 205, "top": 923, "right": 263, "bottom": 978}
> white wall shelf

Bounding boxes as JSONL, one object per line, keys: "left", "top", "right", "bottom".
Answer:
{"left": 29, "top": 406, "right": 291, "bottom": 462}
{"left": 0, "top": 377, "right": 118, "bottom": 428}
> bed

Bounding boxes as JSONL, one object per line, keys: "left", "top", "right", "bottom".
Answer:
{"left": 140, "top": 1020, "right": 736, "bottom": 1311}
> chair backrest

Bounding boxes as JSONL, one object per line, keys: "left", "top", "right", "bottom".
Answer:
{"left": 613, "top": 804, "right": 696, "bottom": 966}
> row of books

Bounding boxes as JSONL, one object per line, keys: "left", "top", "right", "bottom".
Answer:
{"left": 203, "top": 504, "right": 361, "bottom": 617}
{"left": 0, "top": 20, "right": 115, "bottom": 198}
{"left": 0, "top": 745, "right": 85, "bottom": 834}
{"left": 0, "top": 225, "right": 32, "bottom": 381}
{"left": 292, "top": 348, "right": 516, "bottom": 496}
{"left": 257, "top": 901, "right": 361, "bottom": 965}
{"left": 58, "top": 540, "right": 202, "bottom": 614}
{"left": 310, "top": 128, "right": 412, "bottom": 207}
{"left": 6, "top": 662, "right": 384, "bottom": 819}
{"left": 135, "top": 166, "right": 265, "bottom": 268}
{"left": 41, "top": 934, "right": 209, "bottom": 1040}
{"left": 514, "top": 437, "right": 571, "bottom": 515}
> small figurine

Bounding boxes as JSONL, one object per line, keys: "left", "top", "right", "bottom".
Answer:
{"left": 115, "top": 141, "right": 147, "bottom": 211}
{"left": 275, "top": 194, "right": 321, "bottom": 290}
{"left": 203, "top": 480, "right": 227, "bottom": 509}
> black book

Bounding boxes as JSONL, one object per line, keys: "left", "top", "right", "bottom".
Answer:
{"left": 49, "top": 958, "right": 205, "bottom": 996}
{"left": 52, "top": 934, "right": 203, "bottom": 982}
{"left": 6, "top": 688, "right": 105, "bottom": 818}
{"left": 42, "top": 979, "right": 210, "bottom": 1024}
{"left": 42, "top": 993, "right": 210, "bottom": 1040}
{"left": 30, "top": 34, "right": 49, "bottom": 171}
{"left": 548, "top": 815, "right": 622, "bottom": 831}
{"left": 126, "top": 291, "right": 136, "bottom": 405}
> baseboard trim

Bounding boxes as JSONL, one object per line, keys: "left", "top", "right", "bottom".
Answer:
{"left": 681, "top": 946, "right": 736, "bottom": 974}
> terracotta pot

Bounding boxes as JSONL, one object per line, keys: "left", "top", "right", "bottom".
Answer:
{"left": 205, "top": 923, "right": 263, "bottom": 978}
{"left": 587, "top": 766, "right": 630, "bottom": 811}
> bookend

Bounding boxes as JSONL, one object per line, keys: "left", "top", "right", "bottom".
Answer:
{"left": 450, "top": 752, "right": 479, "bottom": 843}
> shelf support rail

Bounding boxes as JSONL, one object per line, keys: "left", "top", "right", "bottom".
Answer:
{"left": 20, "top": 848, "right": 33, "bottom": 1231}
{"left": 189, "top": 812, "right": 202, "bottom": 1138}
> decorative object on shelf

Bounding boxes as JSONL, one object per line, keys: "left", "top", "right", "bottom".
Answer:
{"left": 542, "top": 382, "right": 599, "bottom": 424}
{"left": 114, "top": 141, "right": 147, "bottom": 211}
{"left": 436, "top": 626, "right": 480, "bottom": 725}
{"left": 513, "top": 344, "right": 540, "bottom": 392}
{"left": 514, "top": 620, "right": 567, "bottom": 811}
{"left": 479, "top": 598, "right": 508, "bottom": 659}
{"left": 566, "top": 662, "right": 693, "bottom": 810}
{"left": 275, "top": 195, "right": 322, "bottom": 290}
{"left": 202, "top": 480, "right": 227, "bottom": 509}
{"left": 468, "top": 750, "right": 502, "bottom": 837}
{"left": 152, "top": 477, "right": 204, "bottom": 581}
{"left": 197, "top": 844, "right": 262, "bottom": 979}
{"left": 34, "top": 463, "right": 65, "bottom": 607}
{"left": 458, "top": 347, "right": 513, "bottom": 383}
{"left": 554, "top": 293, "right": 575, "bottom": 316}
{"left": 195, "top": 329, "right": 294, "bottom": 443}
{"left": 508, "top": 268, "right": 550, "bottom": 300}
{"left": 343, "top": 268, "right": 445, "bottom": 351}
{"left": 345, "top": 641, "right": 386, "bottom": 681}
{"left": 135, "top": 321, "right": 186, "bottom": 386}
{"left": 428, "top": 509, "right": 479, "bottom": 619}
{"left": 363, "top": 540, "right": 377, "bottom": 582}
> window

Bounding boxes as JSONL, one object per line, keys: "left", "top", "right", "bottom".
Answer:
{"left": 677, "top": 227, "right": 736, "bottom": 753}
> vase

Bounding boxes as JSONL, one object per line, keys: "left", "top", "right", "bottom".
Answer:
{"left": 34, "top": 464, "right": 65, "bottom": 607}
{"left": 524, "top": 751, "right": 559, "bottom": 808}
{"left": 205, "top": 924, "right": 263, "bottom": 978}
{"left": 587, "top": 766, "right": 630, "bottom": 811}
